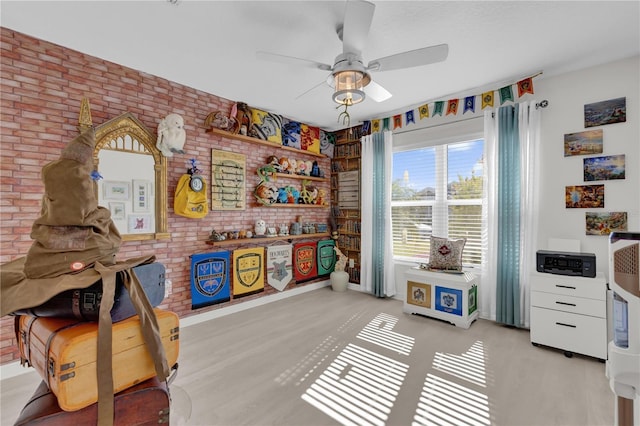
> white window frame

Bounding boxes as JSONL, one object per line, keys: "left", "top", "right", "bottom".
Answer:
{"left": 392, "top": 118, "right": 484, "bottom": 269}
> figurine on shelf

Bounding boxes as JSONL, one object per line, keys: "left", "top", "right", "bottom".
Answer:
{"left": 210, "top": 229, "right": 226, "bottom": 241}
{"left": 233, "top": 102, "right": 252, "bottom": 136}
{"left": 266, "top": 226, "right": 277, "bottom": 237}
{"left": 254, "top": 219, "right": 266, "bottom": 237}
{"left": 279, "top": 224, "right": 289, "bottom": 236}
{"left": 296, "top": 160, "right": 307, "bottom": 176}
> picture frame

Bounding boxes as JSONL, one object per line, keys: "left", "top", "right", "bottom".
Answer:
{"left": 407, "top": 281, "right": 431, "bottom": 308}
{"left": 132, "top": 179, "right": 151, "bottom": 212}
{"left": 108, "top": 202, "right": 126, "bottom": 220}
{"left": 563, "top": 129, "right": 603, "bottom": 157}
{"left": 127, "top": 214, "right": 152, "bottom": 234}
{"left": 584, "top": 97, "right": 626, "bottom": 128}
{"left": 103, "top": 181, "right": 130, "bottom": 200}
{"left": 583, "top": 154, "right": 625, "bottom": 181}
{"left": 586, "top": 212, "right": 628, "bottom": 236}
{"left": 565, "top": 184, "right": 605, "bottom": 208}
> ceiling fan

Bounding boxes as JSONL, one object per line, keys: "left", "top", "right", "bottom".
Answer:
{"left": 256, "top": 0, "right": 448, "bottom": 105}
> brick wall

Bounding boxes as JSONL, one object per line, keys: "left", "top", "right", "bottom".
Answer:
{"left": 0, "top": 28, "right": 333, "bottom": 364}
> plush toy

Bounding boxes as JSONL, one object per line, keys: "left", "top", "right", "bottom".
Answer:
{"left": 288, "top": 187, "right": 300, "bottom": 204}
{"left": 310, "top": 161, "right": 321, "bottom": 177}
{"left": 267, "top": 155, "right": 280, "bottom": 172}
{"left": 278, "top": 157, "right": 289, "bottom": 173}
{"left": 277, "top": 187, "right": 288, "bottom": 203}
{"left": 296, "top": 161, "right": 306, "bottom": 175}
{"left": 254, "top": 182, "right": 278, "bottom": 205}
{"left": 304, "top": 160, "right": 313, "bottom": 176}
{"left": 287, "top": 158, "right": 297, "bottom": 174}
{"left": 156, "top": 113, "right": 186, "bottom": 157}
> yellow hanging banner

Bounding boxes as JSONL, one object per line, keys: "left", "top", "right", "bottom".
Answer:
{"left": 233, "top": 247, "right": 264, "bottom": 297}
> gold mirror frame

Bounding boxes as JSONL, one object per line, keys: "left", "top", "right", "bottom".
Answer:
{"left": 93, "top": 112, "right": 170, "bottom": 241}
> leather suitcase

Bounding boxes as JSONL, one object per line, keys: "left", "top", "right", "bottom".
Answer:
{"left": 13, "top": 262, "right": 166, "bottom": 322}
{"left": 14, "top": 376, "right": 170, "bottom": 425}
{"left": 16, "top": 309, "right": 179, "bottom": 412}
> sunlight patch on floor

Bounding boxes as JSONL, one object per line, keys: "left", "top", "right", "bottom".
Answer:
{"left": 356, "top": 313, "right": 415, "bottom": 356}
{"left": 432, "top": 341, "right": 486, "bottom": 387}
{"left": 301, "top": 343, "right": 409, "bottom": 426}
{"left": 413, "top": 374, "right": 491, "bottom": 426}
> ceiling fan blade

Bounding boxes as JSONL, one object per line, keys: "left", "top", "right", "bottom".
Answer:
{"left": 295, "top": 79, "right": 332, "bottom": 100}
{"left": 367, "top": 44, "right": 449, "bottom": 72}
{"left": 364, "top": 80, "right": 392, "bottom": 102}
{"left": 256, "top": 51, "right": 332, "bottom": 71}
{"left": 341, "top": 0, "right": 375, "bottom": 55}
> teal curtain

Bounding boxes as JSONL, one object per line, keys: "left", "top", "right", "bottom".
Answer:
{"left": 496, "top": 104, "right": 521, "bottom": 326}
{"left": 371, "top": 132, "right": 386, "bottom": 297}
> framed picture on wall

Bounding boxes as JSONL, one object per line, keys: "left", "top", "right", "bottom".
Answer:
{"left": 563, "top": 129, "right": 603, "bottom": 157}
{"left": 128, "top": 214, "right": 152, "bottom": 234}
{"left": 565, "top": 184, "right": 605, "bottom": 208}
{"left": 132, "top": 179, "right": 151, "bottom": 212}
{"left": 108, "top": 202, "right": 126, "bottom": 220}
{"left": 583, "top": 154, "right": 625, "bottom": 181}
{"left": 584, "top": 97, "right": 626, "bottom": 128}
{"left": 103, "top": 181, "right": 130, "bottom": 200}
{"left": 586, "top": 212, "right": 628, "bottom": 235}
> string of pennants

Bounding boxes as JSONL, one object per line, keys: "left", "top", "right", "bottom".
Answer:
{"left": 362, "top": 73, "right": 539, "bottom": 134}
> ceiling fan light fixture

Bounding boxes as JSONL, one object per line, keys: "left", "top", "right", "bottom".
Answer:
{"left": 332, "top": 70, "right": 369, "bottom": 105}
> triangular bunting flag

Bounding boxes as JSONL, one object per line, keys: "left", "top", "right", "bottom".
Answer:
{"left": 405, "top": 110, "right": 415, "bottom": 125}
{"left": 362, "top": 120, "right": 371, "bottom": 134}
{"left": 419, "top": 103, "right": 430, "bottom": 119}
{"left": 382, "top": 117, "right": 390, "bottom": 131}
{"left": 499, "top": 85, "right": 514, "bottom": 104}
{"left": 517, "top": 77, "right": 534, "bottom": 97}
{"left": 482, "top": 91, "right": 494, "bottom": 109}
{"left": 446, "top": 99, "right": 459, "bottom": 115}
{"left": 371, "top": 119, "right": 381, "bottom": 133}
{"left": 393, "top": 114, "right": 402, "bottom": 129}
{"left": 463, "top": 96, "right": 475, "bottom": 114}
{"left": 433, "top": 101, "right": 444, "bottom": 116}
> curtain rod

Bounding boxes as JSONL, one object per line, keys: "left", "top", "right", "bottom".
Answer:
{"left": 393, "top": 115, "right": 483, "bottom": 135}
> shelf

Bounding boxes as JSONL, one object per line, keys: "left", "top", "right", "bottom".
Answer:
{"left": 207, "top": 128, "right": 325, "bottom": 158}
{"left": 255, "top": 203, "right": 329, "bottom": 209}
{"left": 272, "top": 172, "right": 328, "bottom": 182}
{"left": 206, "top": 232, "right": 331, "bottom": 247}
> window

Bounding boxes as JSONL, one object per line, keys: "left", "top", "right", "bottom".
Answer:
{"left": 392, "top": 138, "right": 484, "bottom": 266}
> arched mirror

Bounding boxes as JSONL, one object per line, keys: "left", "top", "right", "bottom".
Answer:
{"left": 93, "top": 111, "right": 169, "bottom": 241}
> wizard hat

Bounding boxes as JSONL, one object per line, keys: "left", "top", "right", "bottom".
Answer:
{"left": 1, "top": 128, "right": 124, "bottom": 316}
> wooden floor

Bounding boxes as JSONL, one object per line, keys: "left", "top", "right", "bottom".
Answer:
{"left": 1, "top": 287, "right": 614, "bottom": 425}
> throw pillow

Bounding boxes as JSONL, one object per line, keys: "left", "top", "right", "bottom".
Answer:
{"left": 428, "top": 236, "right": 466, "bottom": 271}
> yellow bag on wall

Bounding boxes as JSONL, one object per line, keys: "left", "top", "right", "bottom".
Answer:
{"left": 174, "top": 174, "right": 208, "bottom": 218}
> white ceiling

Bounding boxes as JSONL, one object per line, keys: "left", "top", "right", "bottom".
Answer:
{"left": 2, "top": 1, "right": 639, "bottom": 131}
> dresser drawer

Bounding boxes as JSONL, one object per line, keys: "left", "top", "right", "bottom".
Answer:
{"left": 530, "top": 307, "right": 607, "bottom": 359}
{"left": 531, "top": 290, "right": 607, "bottom": 318}
{"left": 530, "top": 273, "right": 606, "bottom": 300}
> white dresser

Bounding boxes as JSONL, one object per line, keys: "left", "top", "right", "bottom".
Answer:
{"left": 404, "top": 267, "right": 479, "bottom": 329}
{"left": 530, "top": 271, "right": 608, "bottom": 360}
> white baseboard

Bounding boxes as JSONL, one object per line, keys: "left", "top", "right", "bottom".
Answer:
{"left": 1, "top": 279, "right": 331, "bottom": 380}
